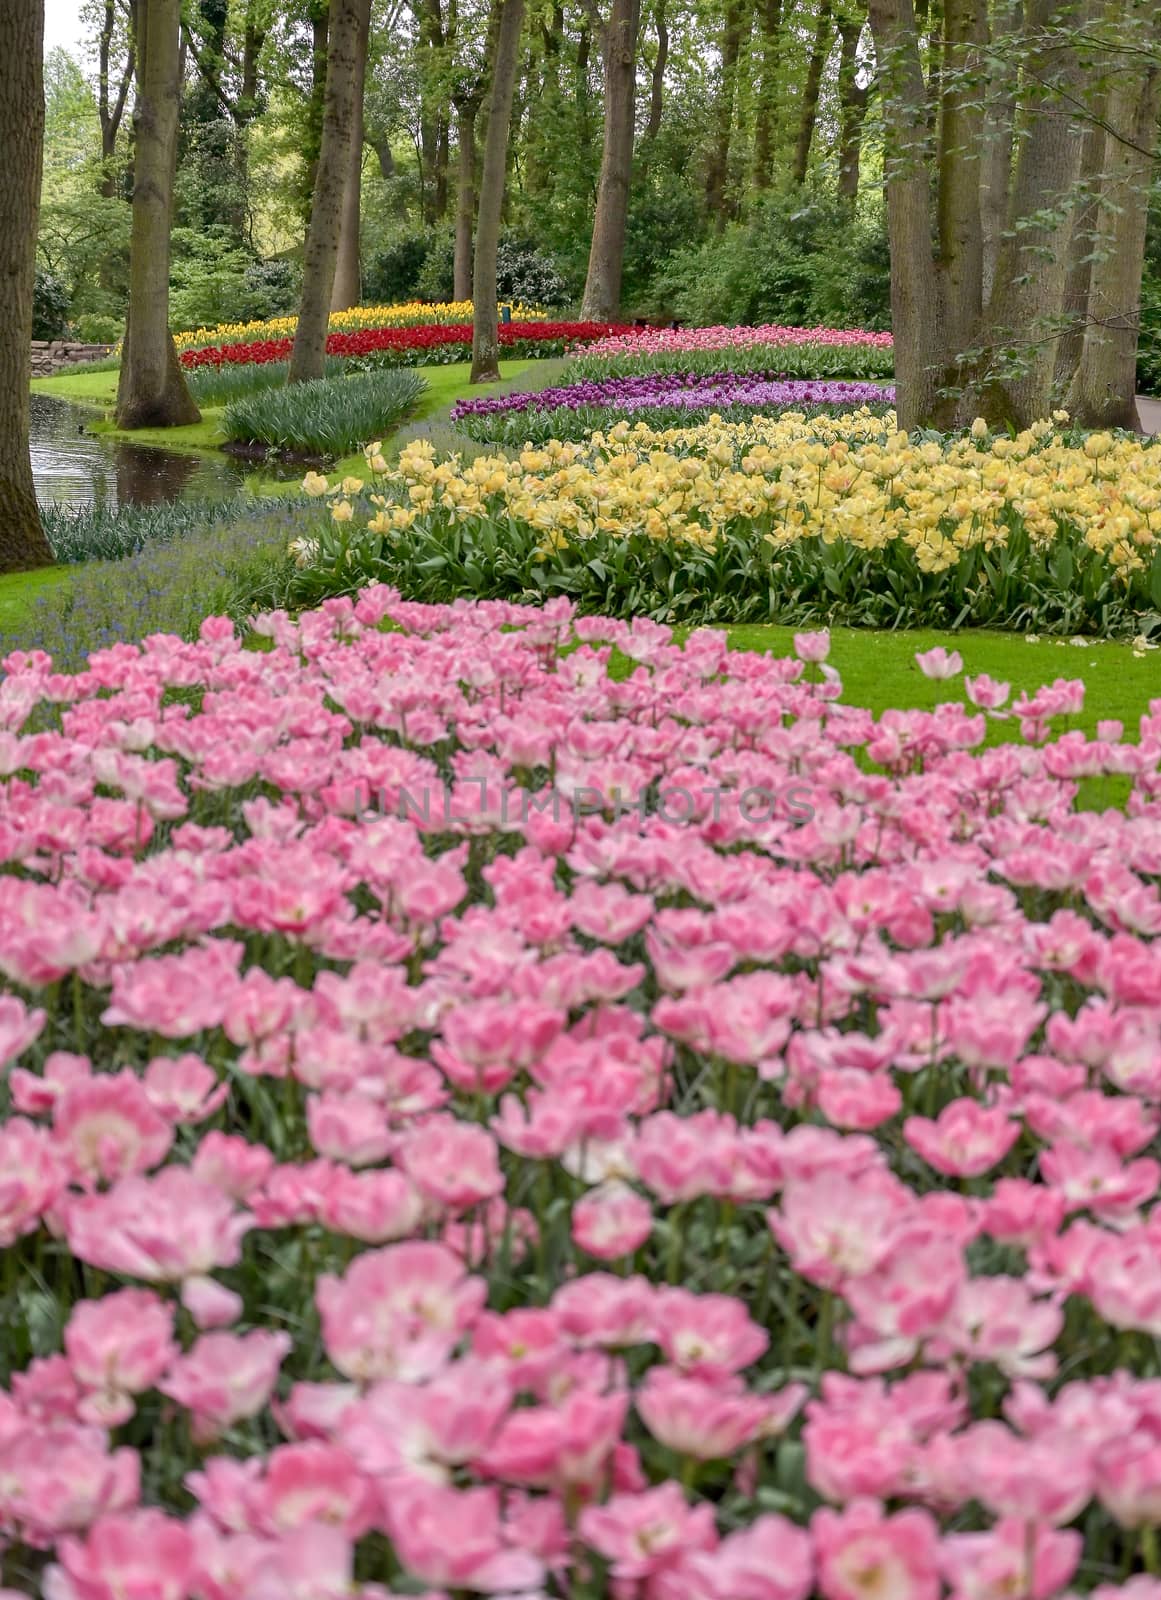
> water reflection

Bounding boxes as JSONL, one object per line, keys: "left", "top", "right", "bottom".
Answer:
{"left": 30, "top": 392, "right": 247, "bottom": 510}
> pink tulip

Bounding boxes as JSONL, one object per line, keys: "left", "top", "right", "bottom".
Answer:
{"left": 159, "top": 1329, "right": 292, "bottom": 1442}
{"left": 813, "top": 1498, "right": 941, "bottom": 1600}
{"left": 316, "top": 1240, "right": 487, "bottom": 1382}
{"left": 43, "top": 1510, "right": 195, "bottom": 1600}
{"left": 914, "top": 646, "right": 964, "bottom": 680}
{"left": 64, "top": 1290, "right": 177, "bottom": 1426}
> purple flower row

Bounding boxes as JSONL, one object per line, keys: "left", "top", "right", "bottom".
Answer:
{"left": 450, "top": 371, "right": 896, "bottom": 420}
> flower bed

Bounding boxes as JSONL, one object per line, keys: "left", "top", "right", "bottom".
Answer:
{"left": 180, "top": 320, "right": 632, "bottom": 373}
{"left": 450, "top": 373, "right": 896, "bottom": 445}
{"left": 290, "top": 415, "right": 1161, "bottom": 635}
{"left": 2, "top": 594, "right": 1161, "bottom": 1598}
{"left": 173, "top": 300, "right": 549, "bottom": 353}
{"left": 565, "top": 324, "right": 896, "bottom": 383}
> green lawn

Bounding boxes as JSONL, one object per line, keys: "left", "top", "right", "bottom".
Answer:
{"left": 724, "top": 623, "right": 1159, "bottom": 740}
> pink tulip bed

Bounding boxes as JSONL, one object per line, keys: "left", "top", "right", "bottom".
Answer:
{"left": 3, "top": 590, "right": 1161, "bottom": 1600}
{"left": 566, "top": 325, "right": 895, "bottom": 383}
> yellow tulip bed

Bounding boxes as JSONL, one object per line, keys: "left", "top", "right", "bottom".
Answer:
{"left": 173, "top": 300, "right": 548, "bottom": 353}
{"left": 287, "top": 410, "right": 1161, "bottom": 635}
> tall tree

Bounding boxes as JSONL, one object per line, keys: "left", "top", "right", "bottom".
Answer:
{"left": 580, "top": 0, "right": 642, "bottom": 319}
{"left": 644, "top": 0, "right": 668, "bottom": 138}
{"left": 752, "top": 0, "right": 783, "bottom": 188}
{"left": 0, "top": 0, "right": 55, "bottom": 573}
{"left": 867, "top": 0, "right": 1116, "bottom": 429}
{"left": 332, "top": 0, "right": 373, "bottom": 310}
{"left": 835, "top": 8, "right": 869, "bottom": 198}
{"left": 705, "top": 0, "right": 749, "bottom": 223}
{"left": 291, "top": 0, "right": 363, "bottom": 380}
{"left": 791, "top": 0, "right": 833, "bottom": 183}
{"left": 471, "top": 0, "right": 526, "bottom": 380}
{"left": 94, "top": 0, "right": 136, "bottom": 196}
{"left": 1066, "top": 0, "right": 1161, "bottom": 426}
{"left": 115, "top": 0, "right": 201, "bottom": 430}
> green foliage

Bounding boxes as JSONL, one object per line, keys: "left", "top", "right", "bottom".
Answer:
{"left": 415, "top": 232, "right": 456, "bottom": 302}
{"left": 39, "top": 497, "right": 251, "bottom": 565}
{"left": 363, "top": 234, "right": 432, "bottom": 303}
{"left": 565, "top": 342, "right": 896, "bottom": 383}
{"left": 32, "top": 267, "right": 71, "bottom": 341}
{"left": 657, "top": 193, "right": 891, "bottom": 332}
{"left": 495, "top": 237, "right": 571, "bottom": 308}
{"left": 187, "top": 355, "right": 348, "bottom": 409}
{"left": 0, "top": 509, "right": 304, "bottom": 674}
{"left": 72, "top": 313, "right": 124, "bottom": 344}
{"left": 222, "top": 368, "right": 428, "bottom": 455}
{"left": 287, "top": 487, "right": 1161, "bottom": 640}
{"left": 454, "top": 396, "right": 896, "bottom": 447}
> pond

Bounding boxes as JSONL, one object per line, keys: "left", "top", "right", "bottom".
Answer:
{"left": 30, "top": 392, "right": 249, "bottom": 510}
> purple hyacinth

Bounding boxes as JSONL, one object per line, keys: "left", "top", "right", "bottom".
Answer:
{"left": 449, "top": 371, "right": 895, "bottom": 420}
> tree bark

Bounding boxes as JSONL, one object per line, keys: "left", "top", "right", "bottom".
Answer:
{"left": 836, "top": 14, "right": 869, "bottom": 199}
{"left": 303, "top": 0, "right": 331, "bottom": 218}
{"left": 970, "top": 0, "right": 1090, "bottom": 426}
{"left": 753, "top": 0, "right": 783, "bottom": 188}
{"left": 1054, "top": 109, "right": 1107, "bottom": 385}
{"left": 453, "top": 98, "right": 480, "bottom": 301}
{"left": 471, "top": 0, "right": 526, "bottom": 381}
{"left": 791, "top": 0, "right": 833, "bottom": 183}
{"left": 867, "top": 0, "right": 945, "bottom": 429}
{"left": 0, "top": 0, "right": 55, "bottom": 573}
{"left": 332, "top": 0, "right": 372, "bottom": 311}
{"left": 290, "top": 0, "right": 362, "bottom": 383}
{"left": 705, "top": 0, "right": 748, "bottom": 223}
{"left": 1066, "top": 0, "right": 1161, "bottom": 427}
{"left": 935, "top": 0, "right": 986, "bottom": 360}
{"left": 115, "top": 0, "right": 201, "bottom": 430}
{"left": 580, "top": 0, "right": 642, "bottom": 320}
{"left": 645, "top": 0, "right": 668, "bottom": 138}
{"left": 979, "top": 0, "right": 1019, "bottom": 307}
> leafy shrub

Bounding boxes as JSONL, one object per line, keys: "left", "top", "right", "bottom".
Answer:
{"left": 72, "top": 313, "right": 123, "bottom": 345}
{"left": 221, "top": 367, "right": 427, "bottom": 456}
{"left": 415, "top": 232, "right": 456, "bottom": 303}
{"left": 657, "top": 193, "right": 891, "bottom": 333}
{"left": 32, "top": 266, "right": 71, "bottom": 340}
{"left": 240, "top": 258, "right": 300, "bottom": 321}
{"left": 364, "top": 234, "right": 432, "bottom": 303}
{"left": 412, "top": 231, "right": 569, "bottom": 308}
{"left": 169, "top": 227, "right": 261, "bottom": 334}
{"left": 495, "top": 237, "right": 570, "bottom": 308}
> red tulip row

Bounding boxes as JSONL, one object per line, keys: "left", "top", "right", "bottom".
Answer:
{"left": 179, "top": 320, "right": 634, "bottom": 371}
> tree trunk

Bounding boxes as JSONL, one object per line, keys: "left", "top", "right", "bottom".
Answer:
{"left": 979, "top": 0, "right": 1018, "bottom": 307}
{"left": 753, "top": 0, "right": 782, "bottom": 188}
{"left": 98, "top": 0, "right": 136, "bottom": 198}
{"left": 836, "top": 15, "right": 868, "bottom": 199}
{"left": 0, "top": 0, "right": 54, "bottom": 573}
{"left": 791, "top": 0, "right": 833, "bottom": 183}
{"left": 580, "top": 0, "right": 642, "bottom": 320}
{"left": 867, "top": 0, "right": 945, "bottom": 430}
{"left": 935, "top": 0, "right": 986, "bottom": 361}
{"left": 331, "top": 0, "right": 372, "bottom": 311}
{"left": 471, "top": 0, "right": 526, "bottom": 381}
{"left": 1054, "top": 109, "right": 1107, "bottom": 386}
{"left": 645, "top": 0, "right": 668, "bottom": 138}
{"left": 969, "top": 0, "right": 1090, "bottom": 426}
{"left": 303, "top": 0, "right": 330, "bottom": 219}
{"left": 453, "top": 99, "right": 479, "bottom": 301}
{"left": 116, "top": 0, "right": 200, "bottom": 430}
{"left": 1066, "top": 0, "right": 1161, "bottom": 427}
{"left": 705, "top": 0, "right": 748, "bottom": 223}
{"left": 290, "top": 0, "right": 362, "bottom": 383}
{"left": 435, "top": 114, "right": 450, "bottom": 218}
